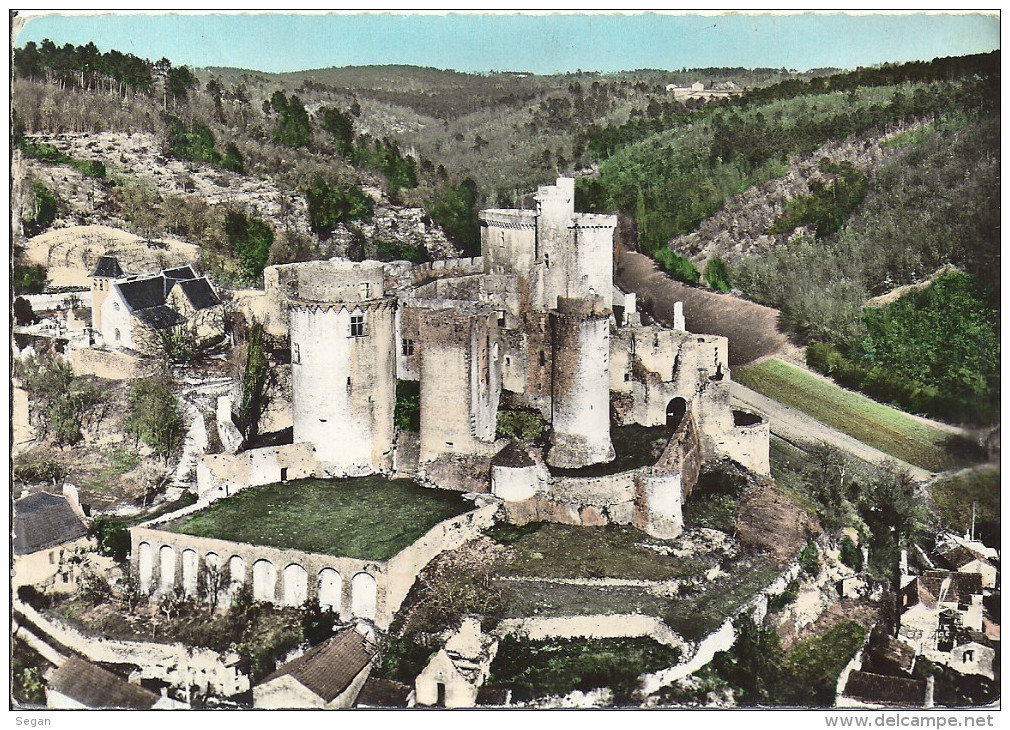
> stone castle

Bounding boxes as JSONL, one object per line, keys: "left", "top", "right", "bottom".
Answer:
{"left": 261, "top": 177, "right": 769, "bottom": 539}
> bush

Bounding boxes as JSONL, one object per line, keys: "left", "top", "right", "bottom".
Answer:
{"left": 799, "top": 542, "right": 820, "bottom": 575}
{"left": 705, "top": 256, "right": 731, "bottom": 292}
{"left": 394, "top": 380, "right": 420, "bottom": 433}
{"left": 91, "top": 518, "right": 131, "bottom": 562}
{"left": 496, "top": 409, "right": 545, "bottom": 442}
{"left": 225, "top": 211, "right": 274, "bottom": 280}
{"left": 125, "top": 378, "right": 183, "bottom": 462}
{"left": 839, "top": 536, "right": 863, "bottom": 571}
{"left": 13, "top": 264, "right": 46, "bottom": 294}
{"left": 24, "top": 181, "right": 61, "bottom": 236}
{"left": 13, "top": 451, "right": 65, "bottom": 485}
{"left": 305, "top": 177, "right": 373, "bottom": 236}
{"left": 767, "top": 580, "right": 800, "bottom": 613}
{"left": 654, "top": 247, "right": 701, "bottom": 285}
{"left": 374, "top": 636, "right": 435, "bottom": 684}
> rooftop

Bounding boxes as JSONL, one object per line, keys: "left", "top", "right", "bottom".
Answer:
{"left": 14, "top": 492, "right": 88, "bottom": 556}
{"left": 89, "top": 255, "right": 124, "bottom": 279}
{"left": 165, "top": 477, "right": 473, "bottom": 560}
{"left": 259, "top": 628, "right": 376, "bottom": 702}
{"left": 48, "top": 656, "right": 159, "bottom": 710}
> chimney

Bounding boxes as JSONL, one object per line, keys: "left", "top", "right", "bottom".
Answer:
{"left": 900, "top": 549, "right": 909, "bottom": 576}
{"left": 673, "top": 301, "right": 685, "bottom": 331}
{"left": 63, "top": 483, "right": 87, "bottom": 522}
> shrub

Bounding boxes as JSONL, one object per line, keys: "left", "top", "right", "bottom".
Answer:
{"left": 839, "top": 536, "right": 863, "bottom": 571}
{"left": 705, "top": 256, "right": 731, "bottom": 292}
{"left": 305, "top": 177, "right": 373, "bottom": 236}
{"left": 767, "top": 580, "right": 800, "bottom": 613}
{"left": 13, "top": 451, "right": 65, "bottom": 485}
{"left": 799, "top": 542, "right": 820, "bottom": 575}
{"left": 91, "top": 518, "right": 131, "bottom": 562}
{"left": 394, "top": 380, "right": 421, "bottom": 433}
{"left": 654, "top": 247, "right": 701, "bottom": 285}
{"left": 13, "top": 265, "right": 46, "bottom": 294}
{"left": 496, "top": 409, "right": 545, "bottom": 442}
{"left": 225, "top": 211, "right": 274, "bottom": 280}
{"left": 125, "top": 378, "right": 183, "bottom": 462}
{"left": 24, "top": 181, "right": 61, "bottom": 236}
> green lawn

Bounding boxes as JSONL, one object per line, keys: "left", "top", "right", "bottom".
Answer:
{"left": 489, "top": 522, "right": 710, "bottom": 581}
{"left": 734, "top": 358, "right": 964, "bottom": 472}
{"left": 487, "top": 636, "right": 682, "bottom": 704}
{"left": 167, "top": 477, "right": 471, "bottom": 560}
{"left": 930, "top": 467, "right": 1000, "bottom": 548}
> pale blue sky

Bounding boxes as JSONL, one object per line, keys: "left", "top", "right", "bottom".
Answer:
{"left": 14, "top": 12, "right": 1000, "bottom": 75}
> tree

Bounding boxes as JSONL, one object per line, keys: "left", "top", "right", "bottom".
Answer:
{"left": 320, "top": 106, "right": 354, "bottom": 157}
{"left": 225, "top": 211, "right": 274, "bottom": 279}
{"left": 235, "top": 319, "right": 270, "bottom": 443}
{"left": 125, "top": 378, "right": 184, "bottom": 464}
{"left": 304, "top": 177, "right": 373, "bottom": 236}
{"left": 426, "top": 178, "right": 479, "bottom": 256}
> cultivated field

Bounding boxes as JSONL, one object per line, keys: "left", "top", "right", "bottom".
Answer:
{"left": 734, "top": 358, "right": 969, "bottom": 472}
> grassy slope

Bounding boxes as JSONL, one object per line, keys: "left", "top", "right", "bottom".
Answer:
{"left": 168, "top": 477, "right": 470, "bottom": 560}
{"left": 734, "top": 358, "right": 958, "bottom": 471}
{"left": 490, "top": 523, "right": 709, "bottom": 581}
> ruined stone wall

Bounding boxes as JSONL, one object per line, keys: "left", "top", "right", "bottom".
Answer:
{"left": 713, "top": 413, "right": 771, "bottom": 476}
{"left": 384, "top": 501, "right": 499, "bottom": 618}
{"left": 653, "top": 410, "right": 703, "bottom": 500}
{"left": 417, "top": 309, "right": 501, "bottom": 462}
{"left": 547, "top": 297, "right": 614, "bottom": 469}
{"left": 13, "top": 601, "right": 249, "bottom": 697}
{"left": 195, "top": 443, "right": 321, "bottom": 500}
{"left": 411, "top": 257, "right": 485, "bottom": 287}
{"left": 68, "top": 345, "right": 154, "bottom": 380}
{"left": 395, "top": 305, "right": 421, "bottom": 381}
{"left": 497, "top": 614, "right": 684, "bottom": 648}
{"left": 290, "top": 298, "right": 396, "bottom": 476}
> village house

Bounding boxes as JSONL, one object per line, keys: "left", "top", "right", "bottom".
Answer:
{"left": 252, "top": 627, "right": 377, "bottom": 709}
{"left": 13, "top": 486, "right": 93, "bottom": 593}
{"left": 414, "top": 618, "right": 498, "bottom": 708}
{"left": 46, "top": 656, "right": 186, "bottom": 710}
{"left": 88, "top": 255, "right": 224, "bottom": 354}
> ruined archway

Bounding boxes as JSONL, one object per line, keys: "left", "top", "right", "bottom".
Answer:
{"left": 318, "top": 569, "right": 342, "bottom": 614}
{"left": 159, "top": 545, "right": 176, "bottom": 591}
{"left": 182, "top": 549, "right": 199, "bottom": 597}
{"left": 666, "top": 397, "right": 687, "bottom": 431}
{"left": 351, "top": 572, "right": 377, "bottom": 621}
{"left": 282, "top": 563, "right": 308, "bottom": 607}
{"left": 228, "top": 555, "right": 246, "bottom": 598}
{"left": 137, "top": 542, "right": 153, "bottom": 593}
{"left": 252, "top": 559, "right": 276, "bottom": 602}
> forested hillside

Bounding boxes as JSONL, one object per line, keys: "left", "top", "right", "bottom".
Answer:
{"left": 11, "top": 41, "right": 1000, "bottom": 424}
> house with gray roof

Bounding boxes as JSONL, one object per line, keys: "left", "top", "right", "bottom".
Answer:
{"left": 47, "top": 656, "right": 186, "bottom": 709}
{"left": 88, "top": 256, "right": 223, "bottom": 354}
{"left": 13, "top": 488, "right": 93, "bottom": 592}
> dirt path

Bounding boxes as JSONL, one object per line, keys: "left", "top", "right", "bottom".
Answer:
{"left": 729, "top": 381, "right": 934, "bottom": 483}
{"left": 615, "top": 251, "right": 788, "bottom": 367}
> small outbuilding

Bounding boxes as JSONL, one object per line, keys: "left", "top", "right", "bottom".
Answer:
{"left": 253, "top": 628, "right": 377, "bottom": 709}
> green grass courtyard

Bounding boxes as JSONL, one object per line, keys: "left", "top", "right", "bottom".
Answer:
{"left": 166, "top": 477, "right": 472, "bottom": 560}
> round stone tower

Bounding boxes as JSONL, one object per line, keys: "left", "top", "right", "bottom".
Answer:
{"left": 546, "top": 296, "right": 615, "bottom": 469}
{"left": 289, "top": 260, "right": 396, "bottom": 476}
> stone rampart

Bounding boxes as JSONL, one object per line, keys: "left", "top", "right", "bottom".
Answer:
{"left": 195, "top": 443, "right": 321, "bottom": 500}
{"left": 411, "top": 257, "right": 484, "bottom": 287}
